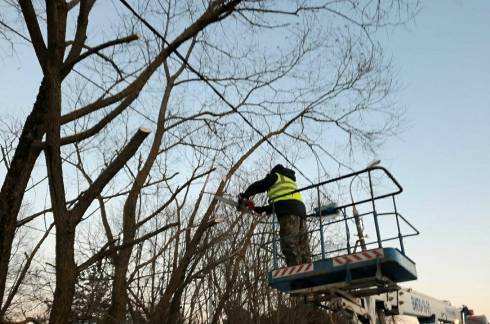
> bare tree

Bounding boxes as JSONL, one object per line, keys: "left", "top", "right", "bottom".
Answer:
{"left": 0, "top": 0, "right": 420, "bottom": 322}
{"left": 0, "top": 0, "right": 244, "bottom": 322}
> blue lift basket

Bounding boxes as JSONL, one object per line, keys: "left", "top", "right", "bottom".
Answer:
{"left": 267, "top": 166, "right": 419, "bottom": 297}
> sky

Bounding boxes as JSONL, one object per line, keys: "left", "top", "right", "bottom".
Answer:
{"left": 0, "top": 0, "right": 489, "bottom": 319}
{"left": 377, "top": 0, "right": 490, "bottom": 316}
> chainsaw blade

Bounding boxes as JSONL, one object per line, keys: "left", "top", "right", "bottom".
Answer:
{"left": 213, "top": 195, "right": 239, "bottom": 208}
{"left": 213, "top": 195, "right": 254, "bottom": 214}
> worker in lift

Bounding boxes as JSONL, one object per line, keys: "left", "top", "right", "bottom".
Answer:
{"left": 239, "top": 164, "right": 311, "bottom": 266}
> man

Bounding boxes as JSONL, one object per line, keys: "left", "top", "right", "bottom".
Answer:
{"left": 239, "top": 164, "right": 311, "bottom": 266}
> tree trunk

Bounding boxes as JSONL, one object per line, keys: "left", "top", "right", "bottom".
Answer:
{"left": 0, "top": 79, "right": 46, "bottom": 307}
{"left": 106, "top": 77, "right": 174, "bottom": 322}
{"left": 49, "top": 225, "right": 77, "bottom": 324}
{"left": 44, "top": 52, "right": 73, "bottom": 322}
{"left": 106, "top": 249, "right": 132, "bottom": 323}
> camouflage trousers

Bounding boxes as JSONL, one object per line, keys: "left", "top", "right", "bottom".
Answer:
{"left": 278, "top": 214, "right": 311, "bottom": 266}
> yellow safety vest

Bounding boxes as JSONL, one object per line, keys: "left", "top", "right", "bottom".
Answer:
{"left": 267, "top": 173, "right": 303, "bottom": 203}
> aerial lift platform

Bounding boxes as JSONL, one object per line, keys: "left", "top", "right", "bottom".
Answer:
{"left": 266, "top": 166, "right": 419, "bottom": 301}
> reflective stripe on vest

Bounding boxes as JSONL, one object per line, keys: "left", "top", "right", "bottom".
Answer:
{"left": 267, "top": 173, "right": 303, "bottom": 203}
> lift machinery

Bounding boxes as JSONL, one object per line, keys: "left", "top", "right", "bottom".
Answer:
{"left": 265, "top": 166, "right": 487, "bottom": 324}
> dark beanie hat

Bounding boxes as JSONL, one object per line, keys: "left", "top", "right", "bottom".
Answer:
{"left": 271, "top": 164, "right": 284, "bottom": 173}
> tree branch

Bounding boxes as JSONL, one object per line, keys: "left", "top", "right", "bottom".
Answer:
{"left": 0, "top": 223, "right": 54, "bottom": 316}
{"left": 67, "top": 0, "right": 81, "bottom": 11}
{"left": 77, "top": 222, "right": 179, "bottom": 273}
{"left": 69, "top": 127, "right": 151, "bottom": 220}
{"left": 62, "top": 0, "right": 96, "bottom": 78}
{"left": 19, "top": 0, "right": 47, "bottom": 70}
{"left": 136, "top": 168, "right": 215, "bottom": 229}
{"left": 60, "top": 0, "right": 242, "bottom": 129}
{"left": 62, "top": 34, "right": 138, "bottom": 77}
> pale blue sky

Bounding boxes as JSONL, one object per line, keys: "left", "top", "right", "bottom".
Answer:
{"left": 0, "top": 0, "right": 489, "bottom": 318}
{"left": 378, "top": 0, "right": 490, "bottom": 316}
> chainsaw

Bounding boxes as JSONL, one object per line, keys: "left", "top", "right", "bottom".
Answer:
{"left": 210, "top": 194, "right": 255, "bottom": 213}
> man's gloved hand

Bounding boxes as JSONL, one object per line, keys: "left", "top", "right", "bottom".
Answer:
{"left": 237, "top": 193, "right": 245, "bottom": 210}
